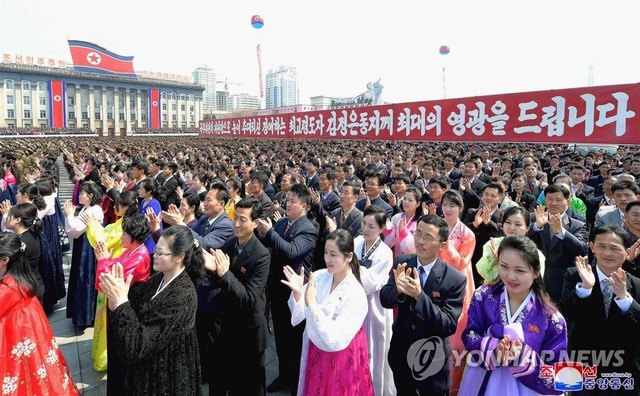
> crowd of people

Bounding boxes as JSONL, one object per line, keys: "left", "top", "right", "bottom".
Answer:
{"left": 1, "top": 135, "right": 640, "bottom": 395}
{"left": 0, "top": 127, "right": 95, "bottom": 136}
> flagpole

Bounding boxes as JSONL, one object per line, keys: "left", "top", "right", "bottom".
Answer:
{"left": 442, "top": 67, "right": 447, "bottom": 99}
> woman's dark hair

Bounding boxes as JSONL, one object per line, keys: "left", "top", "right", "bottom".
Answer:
{"left": 17, "top": 182, "right": 46, "bottom": 210}
{"left": 325, "top": 229, "right": 361, "bottom": 284}
{"left": 115, "top": 190, "right": 139, "bottom": 218}
{"left": 183, "top": 193, "right": 203, "bottom": 219}
{"left": 140, "top": 177, "right": 159, "bottom": 198}
{"left": 441, "top": 189, "right": 464, "bottom": 210}
{"left": 363, "top": 205, "right": 387, "bottom": 229}
{"left": 161, "top": 225, "right": 205, "bottom": 284}
{"left": 403, "top": 187, "right": 424, "bottom": 217}
{"left": 122, "top": 214, "right": 150, "bottom": 244}
{"left": 193, "top": 172, "right": 211, "bottom": 190}
{"left": 9, "top": 203, "right": 43, "bottom": 236}
{"left": 40, "top": 171, "right": 59, "bottom": 191}
{"left": 4, "top": 160, "right": 20, "bottom": 184}
{"left": 495, "top": 235, "right": 556, "bottom": 313}
{"left": 226, "top": 176, "right": 245, "bottom": 198}
{"left": 34, "top": 177, "right": 54, "bottom": 197}
{"left": 500, "top": 205, "right": 531, "bottom": 229}
{"left": 0, "top": 232, "right": 37, "bottom": 297}
{"left": 80, "top": 182, "right": 103, "bottom": 206}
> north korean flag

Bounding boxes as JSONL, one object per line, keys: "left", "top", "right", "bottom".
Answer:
{"left": 149, "top": 89, "right": 161, "bottom": 129}
{"left": 68, "top": 40, "right": 136, "bottom": 77}
{"left": 49, "top": 80, "right": 66, "bottom": 128}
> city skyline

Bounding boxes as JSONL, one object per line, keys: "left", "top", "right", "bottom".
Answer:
{"left": 2, "top": 0, "right": 639, "bottom": 106}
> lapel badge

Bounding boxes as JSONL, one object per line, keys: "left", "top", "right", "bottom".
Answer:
{"left": 528, "top": 324, "right": 539, "bottom": 334}
{"left": 240, "top": 266, "right": 246, "bottom": 274}
{"left": 432, "top": 291, "right": 440, "bottom": 298}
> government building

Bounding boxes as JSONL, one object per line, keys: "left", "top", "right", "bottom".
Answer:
{"left": 0, "top": 61, "right": 204, "bottom": 135}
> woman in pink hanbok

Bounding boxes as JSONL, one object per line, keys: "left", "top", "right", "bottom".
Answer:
{"left": 284, "top": 229, "right": 374, "bottom": 396}
{"left": 437, "top": 190, "right": 476, "bottom": 396}
{"left": 384, "top": 187, "right": 423, "bottom": 258}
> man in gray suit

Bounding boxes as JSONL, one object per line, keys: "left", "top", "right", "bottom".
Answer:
{"left": 595, "top": 180, "right": 640, "bottom": 228}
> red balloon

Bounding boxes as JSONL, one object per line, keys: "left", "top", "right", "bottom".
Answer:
{"left": 439, "top": 45, "right": 450, "bottom": 55}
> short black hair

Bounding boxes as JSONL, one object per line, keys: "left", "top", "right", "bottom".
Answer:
{"left": 234, "top": 197, "right": 262, "bottom": 221}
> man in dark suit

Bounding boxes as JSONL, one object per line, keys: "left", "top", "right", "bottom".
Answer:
{"left": 207, "top": 198, "right": 271, "bottom": 395}
{"left": 355, "top": 172, "right": 394, "bottom": 218}
{"left": 305, "top": 157, "right": 320, "bottom": 191}
{"left": 248, "top": 171, "right": 274, "bottom": 220}
{"left": 310, "top": 180, "right": 363, "bottom": 270}
{"left": 585, "top": 175, "right": 618, "bottom": 227}
{"left": 442, "top": 153, "right": 462, "bottom": 181}
{"left": 528, "top": 184, "right": 589, "bottom": 303}
{"left": 381, "top": 215, "right": 467, "bottom": 396}
{"left": 317, "top": 168, "right": 340, "bottom": 213}
{"left": 257, "top": 183, "right": 318, "bottom": 394}
{"left": 560, "top": 225, "right": 640, "bottom": 394}
{"left": 569, "top": 164, "right": 596, "bottom": 203}
{"left": 463, "top": 183, "right": 506, "bottom": 287}
{"left": 158, "top": 161, "right": 180, "bottom": 211}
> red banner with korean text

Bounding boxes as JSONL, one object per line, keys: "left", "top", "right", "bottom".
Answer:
{"left": 49, "top": 80, "right": 65, "bottom": 128}
{"left": 199, "top": 83, "right": 640, "bottom": 144}
{"left": 148, "top": 89, "right": 160, "bottom": 129}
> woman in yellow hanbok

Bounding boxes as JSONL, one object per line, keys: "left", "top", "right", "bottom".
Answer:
{"left": 83, "top": 189, "right": 139, "bottom": 371}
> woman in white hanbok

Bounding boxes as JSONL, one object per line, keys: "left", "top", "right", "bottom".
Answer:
{"left": 285, "top": 229, "right": 374, "bottom": 396}
{"left": 355, "top": 205, "right": 396, "bottom": 396}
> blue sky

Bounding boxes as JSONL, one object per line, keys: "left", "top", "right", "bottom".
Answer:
{"left": 1, "top": 0, "right": 639, "bottom": 105}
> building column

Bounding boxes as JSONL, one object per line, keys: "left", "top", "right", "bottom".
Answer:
{"left": 114, "top": 89, "right": 120, "bottom": 135}
{"left": 101, "top": 89, "right": 108, "bottom": 132}
{"left": 75, "top": 86, "right": 82, "bottom": 127}
{"left": 136, "top": 90, "right": 143, "bottom": 130}
{"left": 88, "top": 87, "right": 95, "bottom": 131}
{"left": 124, "top": 90, "right": 131, "bottom": 135}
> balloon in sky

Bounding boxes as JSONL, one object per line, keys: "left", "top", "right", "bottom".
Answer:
{"left": 251, "top": 15, "right": 264, "bottom": 29}
{"left": 439, "top": 45, "right": 450, "bottom": 55}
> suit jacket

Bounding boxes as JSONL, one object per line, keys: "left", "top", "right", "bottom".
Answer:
{"left": 463, "top": 207, "right": 504, "bottom": 288}
{"left": 445, "top": 168, "right": 462, "bottom": 181}
{"left": 528, "top": 211, "right": 589, "bottom": 302}
{"left": 306, "top": 174, "right": 319, "bottom": 191}
{"left": 380, "top": 255, "right": 467, "bottom": 393}
{"left": 211, "top": 235, "right": 271, "bottom": 352}
{"left": 159, "top": 175, "right": 180, "bottom": 211}
{"left": 331, "top": 206, "right": 363, "bottom": 238}
{"left": 320, "top": 190, "right": 340, "bottom": 213}
{"left": 253, "top": 191, "right": 274, "bottom": 220}
{"left": 586, "top": 194, "right": 613, "bottom": 226}
{"left": 595, "top": 207, "right": 624, "bottom": 228}
{"left": 262, "top": 216, "right": 318, "bottom": 302}
{"left": 191, "top": 213, "right": 234, "bottom": 251}
{"left": 560, "top": 266, "right": 640, "bottom": 383}
{"left": 507, "top": 190, "right": 536, "bottom": 212}
{"left": 355, "top": 195, "right": 394, "bottom": 218}
{"left": 450, "top": 178, "right": 487, "bottom": 196}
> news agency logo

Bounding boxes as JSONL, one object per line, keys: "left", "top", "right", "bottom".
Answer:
{"left": 406, "top": 337, "right": 447, "bottom": 381}
{"left": 540, "top": 363, "right": 635, "bottom": 392}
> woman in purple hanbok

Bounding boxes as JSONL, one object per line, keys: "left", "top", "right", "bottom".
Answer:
{"left": 459, "top": 235, "right": 567, "bottom": 396}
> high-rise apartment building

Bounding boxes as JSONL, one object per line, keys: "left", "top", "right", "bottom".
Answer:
{"left": 192, "top": 65, "right": 217, "bottom": 113}
{"left": 265, "top": 66, "right": 298, "bottom": 109}
{"left": 227, "top": 93, "right": 260, "bottom": 111}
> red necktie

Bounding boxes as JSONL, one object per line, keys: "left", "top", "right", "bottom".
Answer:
{"left": 284, "top": 222, "right": 292, "bottom": 235}
{"left": 529, "top": 182, "right": 534, "bottom": 193}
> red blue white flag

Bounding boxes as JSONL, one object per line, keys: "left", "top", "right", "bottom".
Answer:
{"left": 148, "top": 89, "right": 160, "bottom": 129}
{"left": 68, "top": 40, "right": 136, "bottom": 77}
{"left": 49, "top": 80, "right": 66, "bottom": 128}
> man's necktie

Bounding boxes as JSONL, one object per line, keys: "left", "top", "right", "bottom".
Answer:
{"left": 529, "top": 182, "right": 534, "bottom": 193}
{"left": 602, "top": 280, "right": 613, "bottom": 318}
{"left": 283, "top": 222, "right": 292, "bottom": 235}
{"left": 418, "top": 266, "right": 427, "bottom": 288}
{"left": 203, "top": 221, "right": 211, "bottom": 235}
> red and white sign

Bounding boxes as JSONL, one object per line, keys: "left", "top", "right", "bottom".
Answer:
{"left": 199, "top": 83, "right": 640, "bottom": 144}
{"left": 49, "top": 80, "right": 65, "bottom": 128}
{"left": 149, "top": 89, "right": 160, "bottom": 129}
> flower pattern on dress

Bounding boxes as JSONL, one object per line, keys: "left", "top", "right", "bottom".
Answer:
{"left": 465, "top": 330, "right": 481, "bottom": 343}
{"left": 550, "top": 312, "right": 565, "bottom": 333}
{"left": 2, "top": 376, "right": 18, "bottom": 395}
{"left": 10, "top": 338, "right": 36, "bottom": 359}
{"left": 36, "top": 364, "right": 47, "bottom": 379}
{"left": 45, "top": 347, "right": 59, "bottom": 364}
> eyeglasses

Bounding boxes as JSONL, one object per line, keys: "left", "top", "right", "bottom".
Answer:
{"left": 154, "top": 251, "right": 173, "bottom": 257}
{"left": 413, "top": 231, "right": 442, "bottom": 243}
